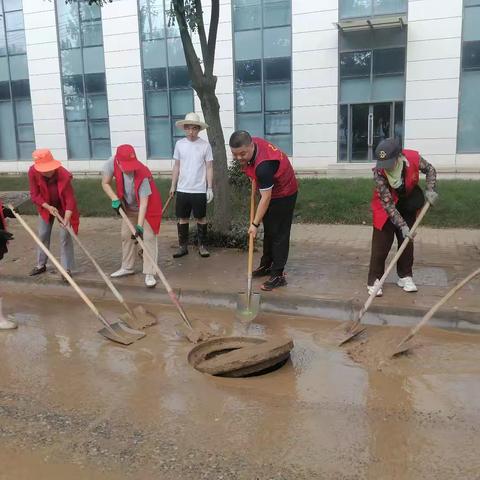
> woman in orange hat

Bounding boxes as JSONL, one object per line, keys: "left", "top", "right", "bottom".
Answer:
{"left": 28, "top": 149, "right": 80, "bottom": 280}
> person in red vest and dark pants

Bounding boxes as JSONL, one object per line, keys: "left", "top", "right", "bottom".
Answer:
{"left": 28, "top": 149, "right": 80, "bottom": 281}
{"left": 229, "top": 131, "right": 298, "bottom": 291}
{"left": 368, "top": 137, "right": 438, "bottom": 296}
{"left": 0, "top": 200, "right": 17, "bottom": 329}
{"left": 102, "top": 144, "right": 162, "bottom": 288}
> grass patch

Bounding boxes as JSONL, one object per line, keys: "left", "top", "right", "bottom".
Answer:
{"left": 0, "top": 175, "right": 478, "bottom": 229}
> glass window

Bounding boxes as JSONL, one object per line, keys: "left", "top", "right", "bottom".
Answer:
{"left": 458, "top": 4, "right": 480, "bottom": 152}
{"left": 5, "top": 10, "right": 24, "bottom": 31}
{"left": 263, "top": 0, "right": 290, "bottom": 27}
{"left": 234, "top": 30, "right": 262, "bottom": 61}
{"left": 236, "top": 85, "right": 262, "bottom": 113}
{"left": 264, "top": 57, "right": 291, "bottom": 81}
{"left": 56, "top": 0, "right": 111, "bottom": 159}
{"left": 373, "top": 48, "right": 405, "bottom": 75}
{"left": 263, "top": 26, "right": 291, "bottom": 58}
{"left": 0, "top": 0, "right": 35, "bottom": 161}
{"left": 340, "top": 51, "right": 371, "bottom": 78}
{"left": 233, "top": 0, "right": 292, "bottom": 154}
{"left": 233, "top": 0, "right": 261, "bottom": 31}
{"left": 7, "top": 30, "right": 26, "bottom": 55}
{"left": 139, "top": 0, "right": 194, "bottom": 158}
{"left": 463, "top": 41, "right": 480, "bottom": 70}
{"left": 339, "top": 0, "right": 407, "bottom": 19}
{"left": 236, "top": 60, "right": 262, "bottom": 84}
{"left": 265, "top": 83, "right": 290, "bottom": 111}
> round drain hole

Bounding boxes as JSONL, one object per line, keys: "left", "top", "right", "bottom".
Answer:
{"left": 187, "top": 336, "right": 294, "bottom": 378}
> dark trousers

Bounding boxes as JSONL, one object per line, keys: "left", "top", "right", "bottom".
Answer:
{"left": 367, "top": 211, "right": 416, "bottom": 285}
{"left": 260, "top": 192, "right": 297, "bottom": 276}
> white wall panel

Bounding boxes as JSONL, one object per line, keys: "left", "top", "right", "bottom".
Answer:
{"left": 23, "top": 0, "right": 67, "bottom": 156}
{"left": 404, "top": 0, "right": 462, "bottom": 169}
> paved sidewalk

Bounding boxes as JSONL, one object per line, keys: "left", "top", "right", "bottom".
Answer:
{"left": 1, "top": 216, "right": 479, "bottom": 325}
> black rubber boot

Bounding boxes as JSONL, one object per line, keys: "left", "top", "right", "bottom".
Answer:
{"left": 173, "top": 223, "right": 189, "bottom": 258}
{"left": 197, "top": 223, "right": 210, "bottom": 258}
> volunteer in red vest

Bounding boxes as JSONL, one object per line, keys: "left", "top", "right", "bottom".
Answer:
{"left": 28, "top": 149, "right": 80, "bottom": 280}
{"left": 368, "top": 137, "right": 438, "bottom": 296}
{"left": 229, "top": 130, "right": 298, "bottom": 291}
{"left": 102, "top": 144, "right": 162, "bottom": 288}
{"left": 0, "top": 201, "right": 17, "bottom": 329}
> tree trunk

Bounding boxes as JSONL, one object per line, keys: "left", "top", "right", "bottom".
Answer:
{"left": 198, "top": 84, "right": 230, "bottom": 233}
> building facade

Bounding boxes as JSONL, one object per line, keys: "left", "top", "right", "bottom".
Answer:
{"left": 0, "top": 0, "right": 478, "bottom": 174}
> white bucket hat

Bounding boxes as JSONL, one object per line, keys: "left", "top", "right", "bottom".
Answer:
{"left": 175, "top": 112, "right": 208, "bottom": 131}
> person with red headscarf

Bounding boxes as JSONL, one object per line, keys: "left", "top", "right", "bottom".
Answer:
{"left": 28, "top": 149, "right": 79, "bottom": 281}
{"left": 102, "top": 144, "right": 162, "bottom": 288}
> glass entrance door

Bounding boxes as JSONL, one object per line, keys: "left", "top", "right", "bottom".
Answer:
{"left": 339, "top": 101, "right": 403, "bottom": 162}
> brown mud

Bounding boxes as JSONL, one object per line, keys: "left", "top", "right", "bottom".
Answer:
{"left": 0, "top": 292, "right": 479, "bottom": 479}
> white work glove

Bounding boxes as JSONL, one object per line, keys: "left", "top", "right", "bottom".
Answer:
{"left": 425, "top": 190, "right": 439, "bottom": 206}
{"left": 400, "top": 225, "right": 415, "bottom": 240}
{"left": 206, "top": 188, "right": 214, "bottom": 204}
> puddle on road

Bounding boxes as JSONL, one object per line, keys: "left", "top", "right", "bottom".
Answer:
{"left": 0, "top": 292, "right": 479, "bottom": 479}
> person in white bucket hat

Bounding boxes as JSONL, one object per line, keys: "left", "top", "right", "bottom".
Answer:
{"left": 170, "top": 112, "right": 214, "bottom": 258}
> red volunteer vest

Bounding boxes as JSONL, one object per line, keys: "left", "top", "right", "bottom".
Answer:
{"left": 243, "top": 137, "right": 298, "bottom": 199}
{"left": 28, "top": 166, "right": 80, "bottom": 234}
{"left": 113, "top": 161, "right": 162, "bottom": 235}
{"left": 371, "top": 149, "right": 421, "bottom": 230}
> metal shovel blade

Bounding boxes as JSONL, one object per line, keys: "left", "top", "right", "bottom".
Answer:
{"left": 98, "top": 321, "right": 145, "bottom": 345}
{"left": 337, "top": 322, "right": 367, "bottom": 346}
{"left": 236, "top": 292, "right": 261, "bottom": 323}
{"left": 119, "top": 306, "right": 157, "bottom": 330}
{"left": 391, "top": 340, "right": 414, "bottom": 358}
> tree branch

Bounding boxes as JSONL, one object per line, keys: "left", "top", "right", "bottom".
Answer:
{"left": 194, "top": 0, "right": 209, "bottom": 69}
{"left": 205, "top": 0, "right": 219, "bottom": 76}
{"left": 172, "top": 0, "right": 205, "bottom": 88}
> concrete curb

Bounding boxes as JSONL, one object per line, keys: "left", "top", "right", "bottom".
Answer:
{"left": 2, "top": 275, "right": 479, "bottom": 332}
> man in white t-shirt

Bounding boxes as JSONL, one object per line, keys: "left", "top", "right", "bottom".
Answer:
{"left": 170, "top": 112, "right": 213, "bottom": 258}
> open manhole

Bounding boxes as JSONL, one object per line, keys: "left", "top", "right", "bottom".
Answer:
{"left": 187, "top": 336, "right": 294, "bottom": 378}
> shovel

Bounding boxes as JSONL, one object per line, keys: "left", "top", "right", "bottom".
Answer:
{"left": 391, "top": 265, "right": 480, "bottom": 357}
{"left": 118, "top": 207, "right": 214, "bottom": 343}
{"left": 53, "top": 212, "right": 156, "bottom": 330}
{"left": 9, "top": 205, "right": 144, "bottom": 345}
{"left": 338, "top": 202, "right": 431, "bottom": 346}
{"left": 236, "top": 179, "right": 261, "bottom": 323}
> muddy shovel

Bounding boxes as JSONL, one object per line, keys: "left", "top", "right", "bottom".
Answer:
{"left": 337, "top": 201, "right": 431, "bottom": 346}
{"left": 391, "top": 265, "right": 480, "bottom": 357}
{"left": 53, "top": 212, "right": 156, "bottom": 330}
{"left": 236, "top": 179, "right": 261, "bottom": 323}
{"left": 118, "top": 207, "right": 214, "bottom": 343}
{"left": 9, "top": 205, "right": 144, "bottom": 345}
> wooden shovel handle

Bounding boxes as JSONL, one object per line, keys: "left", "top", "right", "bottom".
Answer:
{"left": 247, "top": 179, "right": 256, "bottom": 299}
{"left": 118, "top": 208, "right": 193, "bottom": 330}
{"left": 162, "top": 195, "right": 173, "bottom": 215}
{"left": 9, "top": 205, "right": 114, "bottom": 333}
{"left": 53, "top": 212, "right": 135, "bottom": 319}
{"left": 350, "top": 201, "right": 431, "bottom": 329}
{"left": 397, "top": 265, "right": 480, "bottom": 347}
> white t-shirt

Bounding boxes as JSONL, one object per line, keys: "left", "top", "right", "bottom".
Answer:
{"left": 174, "top": 137, "right": 213, "bottom": 194}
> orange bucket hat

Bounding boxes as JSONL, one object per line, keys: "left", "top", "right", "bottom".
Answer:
{"left": 32, "top": 149, "right": 62, "bottom": 173}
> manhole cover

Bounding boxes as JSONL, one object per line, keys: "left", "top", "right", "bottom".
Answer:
{"left": 188, "top": 336, "right": 294, "bottom": 378}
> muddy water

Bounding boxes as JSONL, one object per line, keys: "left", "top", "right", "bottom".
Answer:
{"left": 0, "top": 293, "right": 479, "bottom": 479}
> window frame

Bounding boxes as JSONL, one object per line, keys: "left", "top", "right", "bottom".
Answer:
{"left": 137, "top": 0, "right": 194, "bottom": 159}
{"left": 55, "top": 0, "right": 111, "bottom": 160}
{"left": 0, "top": 0, "right": 35, "bottom": 160}
{"left": 231, "top": 0, "right": 293, "bottom": 155}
